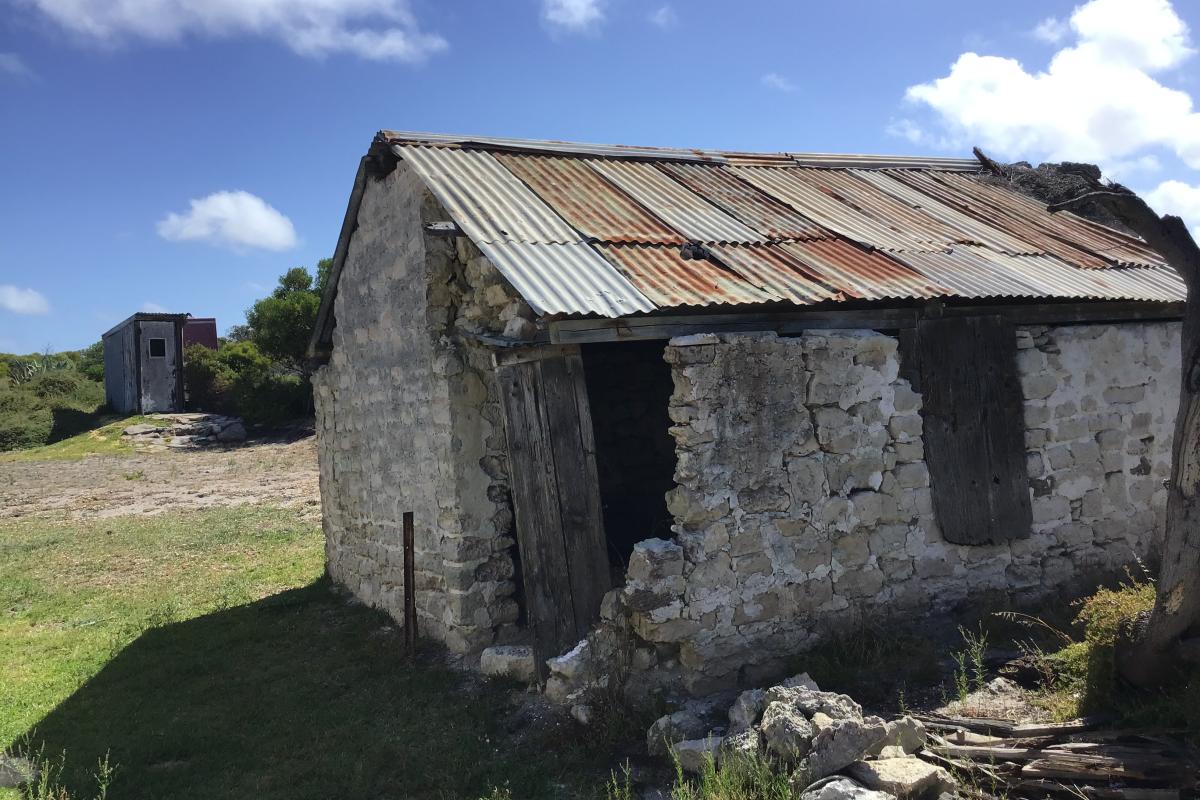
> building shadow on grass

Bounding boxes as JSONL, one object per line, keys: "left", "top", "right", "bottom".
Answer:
{"left": 22, "top": 578, "right": 597, "bottom": 800}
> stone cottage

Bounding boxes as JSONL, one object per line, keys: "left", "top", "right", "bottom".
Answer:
{"left": 308, "top": 131, "right": 1185, "bottom": 693}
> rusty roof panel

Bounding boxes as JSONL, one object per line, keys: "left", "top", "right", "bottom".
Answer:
{"left": 596, "top": 244, "right": 780, "bottom": 308}
{"left": 397, "top": 145, "right": 580, "bottom": 244}
{"left": 587, "top": 159, "right": 768, "bottom": 244}
{"left": 788, "top": 152, "right": 981, "bottom": 171}
{"left": 659, "top": 163, "right": 828, "bottom": 240}
{"left": 497, "top": 153, "right": 684, "bottom": 245}
{"left": 887, "top": 249, "right": 1045, "bottom": 299}
{"left": 479, "top": 240, "right": 656, "bottom": 316}
{"left": 938, "top": 173, "right": 1164, "bottom": 267}
{"left": 885, "top": 170, "right": 1113, "bottom": 269}
{"left": 734, "top": 167, "right": 936, "bottom": 251}
{"left": 850, "top": 170, "right": 1042, "bottom": 254}
{"left": 797, "top": 169, "right": 962, "bottom": 247}
{"left": 707, "top": 244, "right": 840, "bottom": 304}
{"left": 780, "top": 239, "right": 952, "bottom": 300}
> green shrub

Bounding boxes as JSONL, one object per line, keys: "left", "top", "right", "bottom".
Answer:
{"left": 183, "top": 344, "right": 235, "bottom": 413}
{"left": 0, "top": 407, "right": 53, "bottom": 451}
{"left": 184, "top": 341, "right": 310, "bottom": 423}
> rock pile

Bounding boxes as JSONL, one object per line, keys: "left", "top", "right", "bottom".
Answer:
{"left": 122, "top": 413, "right": 246, "bottom": 450}
{"left": 648, "top": 674, "right": 953, "bottom": 800}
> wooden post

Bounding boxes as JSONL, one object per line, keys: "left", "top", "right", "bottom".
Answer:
{"left": 402, "top": 511, "right": 417, "bottom": 653}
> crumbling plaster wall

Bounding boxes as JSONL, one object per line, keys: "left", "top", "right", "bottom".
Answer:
{"left": 567, "top": 323, "right": 1179, "bottom": 695}
{"left": 313, "top": 160, "right": 532, "bottom": 653}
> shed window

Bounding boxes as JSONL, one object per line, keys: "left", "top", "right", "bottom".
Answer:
{"left": 148, "top": 338, "right": 166, "bottom": 358}
{"left": 917, "top": 315, "right": 1032, "bottom": 545}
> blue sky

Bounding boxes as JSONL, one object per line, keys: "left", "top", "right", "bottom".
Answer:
{"left": 2, "top": 0, "right": 1200, "bottom": 353}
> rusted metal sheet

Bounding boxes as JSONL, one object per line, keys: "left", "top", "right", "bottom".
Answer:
{"left": 798, "top": 169, "right": 962, "bottom": 247}
{"left": 780, "top": 239, "right": 952, "bottom": 300}
{"left": 587, "top": 159, "right": 768, "bottom": 244}
{"left": 498, "top": 153, "right": 684, "bottom": 244}
{"left": 596, "top": 244, "right": 780, "bottom": 307}
{"left": 659, "top": 163, "right": 827, "bottom": 239}
{"left": 707, "top": 244, "right": 840, "bottom": 304}
{"left": 851, "top": 170, "right": 1042, "bottom": 255}
{"left": 397, "top": 145, "right": 579, "bottom": 243}
{"left": 888, "top": 170, "right": 1113, "bottom": 269}
{"left": 938, "top": 173, "right": 1164, "bottom": 267}
{"left": 734, "top": 167, "right": 936, "bottom": 251}
{"left": 480, "top": 240, "right": 656, "bottom": 316}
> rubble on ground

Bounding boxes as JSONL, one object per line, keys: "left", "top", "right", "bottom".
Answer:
{"left": 643, "top": 673, "right": 953, "bottom": 800}
{"left": 122, "top": 413, "right": 246, "bottom": 450}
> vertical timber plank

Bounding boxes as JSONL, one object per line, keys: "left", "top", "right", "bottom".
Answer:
{"left": 919, "top": 315, "right": 1031, "bottom": 545}
{"left": 496, "top": 359, "right": 578, "bottom": 676}
{"left": 977, "top": 316, "right": 1033, "bottom": 540}
{"left": 539, "top": 354, "right": 612, "bottom": 640}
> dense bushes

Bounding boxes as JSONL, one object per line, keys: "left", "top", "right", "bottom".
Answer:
{"left": 0, "top": 369, "right": 106, "bottom": 451}
{"left": 183, "top": 341, "right": 310, "bottom": 424}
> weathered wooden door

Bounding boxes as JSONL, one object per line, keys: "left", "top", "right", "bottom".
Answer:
{"left": 918, "top": 315, "right": 1032, "bottom": 545}
{"left": 495, "top": 345, "right": 611, "bottom": 674}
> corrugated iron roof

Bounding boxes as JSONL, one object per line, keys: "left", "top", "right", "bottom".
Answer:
{"left": 382, "top": 131, "right": 1184, "bottom": 318}
{"left": 780, "top": 240, "right": 953, "bottom": 301}
{"left": 707, "top": 244, "right": 841, "bottom": 304}
{"left": 658, "top": 163, "right": 828, "bottom": 240}
{"left": 597, "top": 244, "right": 779, "bottom": 308}
{"left": 498, "top": 153, "right": 684, "bottom": 244}
{"left": 733, "top": 167, "right": 939, "bottom": 251}
{"left": 588, "top": 159, "right": 768, "bottom": 244}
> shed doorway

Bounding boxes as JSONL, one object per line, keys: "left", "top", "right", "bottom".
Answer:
{"left": 580, "top": 341, "right": 677, "bottom": 583}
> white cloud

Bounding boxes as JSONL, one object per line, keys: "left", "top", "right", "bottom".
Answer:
{"left": 141, "top": 301, "right": 169, "bottom": 313}
{"left": 648, "top": 5, "right": 677, "bottom": 28}
{"left": 1032, "top": 17, "right": 1068, "bottom": 44}
{"left": 1145, "top": 179, "right": 1200, "bottom": 239}
{"left": 0, "top": 52, "right": 34, "bottom": 78}
{"left": 0, "top": 285, "right": 50, "bottom": 315}
{"left": 904, "top": 0, "right": 1200, "bottom": 170}
{"left": 761, "top": 72, "right": 796, "bottom": 93}
{"left": 16, "top": 0, "right": 447, "bottom": 62}
{"left": 158, "top": 190, "right": 297, "bottom": 252}
{"left": 542, "top": 0, "right": 604, "bottom": 33}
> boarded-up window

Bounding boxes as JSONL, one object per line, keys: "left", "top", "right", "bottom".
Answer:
{"left": 917, "top": 315, "right": 1032, "bottom": 545}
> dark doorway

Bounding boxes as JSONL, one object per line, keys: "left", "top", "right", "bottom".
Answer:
{"left": 581, "top": 340, "right": 678, "bottom": 581}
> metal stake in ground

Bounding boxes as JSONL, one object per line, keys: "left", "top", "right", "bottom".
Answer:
{"left": 403, "top": 512, "right": 417, "bottom": 653}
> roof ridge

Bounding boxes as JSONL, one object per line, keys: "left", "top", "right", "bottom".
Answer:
{"left": 378, "top": 130, "right": 983, "bottom": 172}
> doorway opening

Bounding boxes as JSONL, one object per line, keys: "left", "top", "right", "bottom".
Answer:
{"left": 581, "top": 340, "right": 678, "bottom": 584}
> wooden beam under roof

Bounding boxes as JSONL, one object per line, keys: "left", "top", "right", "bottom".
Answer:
{"left": 548, "top": 301, "right": 1185, "bottom": 345}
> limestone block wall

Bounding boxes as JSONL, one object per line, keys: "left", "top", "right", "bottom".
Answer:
{"left": 313, "top": 160, "right": 528, "bottom": 653}
{"left": 618, "top": 324, "right": 1179, "bottom": 692}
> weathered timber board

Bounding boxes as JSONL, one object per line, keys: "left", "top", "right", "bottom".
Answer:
{"left": 496, "top": 348, "right": 611, "bottom": 675}
{"left": 918, "top": 315, "right": 1032, "bottom": 544}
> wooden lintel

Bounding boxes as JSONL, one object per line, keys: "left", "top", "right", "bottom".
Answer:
{"left": 492, "top": 343, "right": 580, "bottom": 368}
{"left": 424, "top": 221, "right": 462, "bottom": 236}
{"left": 548, "top": 302, "right": 1185, "bottom": 345}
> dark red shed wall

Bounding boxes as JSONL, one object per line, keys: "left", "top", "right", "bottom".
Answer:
{"left": 183, "top": 318, "right": 218, "bottom": 350}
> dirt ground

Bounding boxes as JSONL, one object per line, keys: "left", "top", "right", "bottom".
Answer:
{"left": 0, "top": 436, "right": 321, "bottom": 521}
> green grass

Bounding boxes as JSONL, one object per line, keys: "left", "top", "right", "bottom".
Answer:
{"left": 0, "top": 416, "right": 168, "bottom": 463}
{"left": 1, "top": 506, "right": 605, "bottom": 799}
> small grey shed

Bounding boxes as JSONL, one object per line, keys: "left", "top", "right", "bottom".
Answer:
{"left": 102, "top": 313, "right": 187, "bottom": 414}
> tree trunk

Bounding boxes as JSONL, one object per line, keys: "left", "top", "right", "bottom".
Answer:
{"left": 1046, "top": 187, "right": 1200, "bottom": 686}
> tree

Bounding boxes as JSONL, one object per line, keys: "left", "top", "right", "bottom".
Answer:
{"left": 77, "top": 341, "right": 104, "bottom": 382}
{"left": 244, "top": 264, "right": 323, "bottom": 376}
{"left": 1034, "top": 164, "right": 1200, "bottom": 688}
